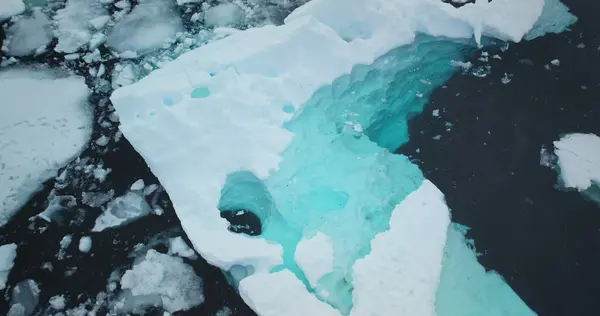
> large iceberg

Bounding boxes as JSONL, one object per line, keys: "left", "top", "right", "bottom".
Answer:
{"left": 111, "top": 0, "right": 576, "bottom": 314}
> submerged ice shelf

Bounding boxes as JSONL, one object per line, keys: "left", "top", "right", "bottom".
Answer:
{"left": 111, "top": 0, "right": 576, "bottom": 314}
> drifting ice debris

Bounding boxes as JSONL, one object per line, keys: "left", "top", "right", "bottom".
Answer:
{"left": 143, "top": 184, "right": 159, "bottom": 196}
{"left": 37, "top": 195, "right": 77, "bottom": 223}
{"left": 82, "top": 190, "right": 115, "bottom": 207}
{"left": 130, "top": 179, "right": 145, "bottom": 191}
{"left": 432, "top": 109, "right": 440, "bottom": 117}
{"left": 53, "top": 0, "right": 108, "bottom": 53}
{"left": 9, "top": 279, "right": 40, "bottom": 316}
{"left": 79, "top": 236, "right": 92, "bottom": 253}
{"left": 550, "top": 59, "right": 561, "bottom": 66}
{"left": 49, "top": 295, "right": 66, "bottom": 310}
{"left": 119, "top": 249, "right": 204, "bottom": 313}
{"left": 450, "top": 60, "right": 472, "bottom": 71}
{"left": 204, "top": 3, "right": 245, "bottom": 27}
{"left": 92, "top": 192, "right": 151, "bottom": 231}
{"left": 168, "top": 236, "right": 197, "bottom": 259}
{"left": 95, "top": 135, "right": 109, "bottom": 146}
{"left": 0, "top": 243, "right": 17, "bottom": 290}
{"left": 501, "top": 73, "right": 512, "bottom": 84}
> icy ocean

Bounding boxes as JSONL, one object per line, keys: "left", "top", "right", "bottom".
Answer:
{"left": 0, "top": 0, "right": 599, "bottom": 315}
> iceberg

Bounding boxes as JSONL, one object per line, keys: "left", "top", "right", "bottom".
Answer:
{"left": 111, "top": 0, "right": 576, "bottom": 314}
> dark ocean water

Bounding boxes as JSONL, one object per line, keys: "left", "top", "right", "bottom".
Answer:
{"left": 0, "top": 0, "right": 598, "bottom": 315}
{"left": 400, "top": 0, "right": 600, "bottom": 315}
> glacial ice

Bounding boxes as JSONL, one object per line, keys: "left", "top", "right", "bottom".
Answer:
{"left": 0, "top": 69, "right": 92, "bottom": 227}
{"left": 552, "top": 133, "right": 600, "bottom": 191}
{"left": 111, "top": 0, "right": 576, "bottom": 314}
{"left": 53, "top": 0, "right": 108, "bottom": 53}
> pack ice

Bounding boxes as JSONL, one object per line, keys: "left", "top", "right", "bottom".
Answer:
{"left": 111, "top": 0, "right": 576, "bottom": 314}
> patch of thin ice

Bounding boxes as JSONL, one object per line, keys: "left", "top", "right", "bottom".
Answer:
{"left": 0, "top": 69, "right": 92, "bottom": 227}
{"left": 92, "top": 191, "right": 150, "bottom": 232}
{"left": 553, "top": 133, "right": 600, "bottom": 191}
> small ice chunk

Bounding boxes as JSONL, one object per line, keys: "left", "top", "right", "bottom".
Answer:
{"left": 553, "top": 133, "right": 600, "bottom": 191}
{"left": 49, "top": 295, "right": 66, "bottom": 310}
{"left": 0, "top": 243, "right": 17, "bottom": 290}
{"left": 432, "top": 109, "right": 440, "bottom": 117}
{"left": 78, "top": 236, "right": 92, "bottom": 253}
{"left": 143, "top": 184, "right": 159, "bottom": 196}
{"left": 450, "top": 60, "right": 472, "bottom": 70}
{"left": 501, "top": 73, "right": 512, "bottom": 84}
{"left": 10, "top": 279, "right": 40, "bottom": 316}
{"left": 88, "top": 15, "right": 110, "bottom": 30}
{"left": 106, "top": 0, "right": 183, "bottom": 54}
{"left": 0, "top": 0, "right": 25, "bottom": 21}
{"left": 168, "top": 236, "right": 196, "bottom": 259}
{"left": 5, "top": 9, "right": 53, "bottom": 57}
{"left": 53, "top": 0, "right": 108, "bottom": 53}
{"left": 89, "top": 33, "right": 106, "bottom": 50}
{"left": 60, "top": 235, "right": 73, "bottom": 249}
{"left": 203, "top": 3, "right": 245, "bottom": 28}
{"left": 95, "top": 135, "right": 109, "bottom": 146}
{"left": 93, "top": 166, "right": 111, "bottom": 182}
{"left": 82, "top": 190, "right": 114, "bottom": 207}
{"left": 130, "top": 179, "right": 145, "bottom": 191}
{"left": 550, "top": 59, "right": 560, "bottom": 66}
{"left": 92, "top": 192, "right": 150, "bottom": 231}
{"left": 294, "top": 232, "right": 334, "bottom": 288}
{"left": 120, "top": 249, "right": 204, "bottom": 312}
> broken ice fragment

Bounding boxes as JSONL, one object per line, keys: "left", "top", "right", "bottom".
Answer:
{"left": 92, "top": 192, "right": 151, "bottom": 231}
{"left": 78, "top": 236, "right": 92, "bottom": 253}
{"left": 0, "top": 243, "right": 17, "bottom": 290}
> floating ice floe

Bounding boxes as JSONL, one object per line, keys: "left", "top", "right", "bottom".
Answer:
{"left": 110, "top": 0, "right": 577, "bottom": 314}
{"left": 4, "top": 8, "right": 53, "bottom": 57}
{"left": 553, "top": 133, "right": 600, "bottom": 191}
{"left": 119, "top": 249, "right": 204, "bottom": 313}
{"left": 0, "top": 69, "right": 92, "bottom": 227}
{"left": 0, "top": 0, "right": 25, "bottom": 21}
{"left": 92, "top": 191, "right": 151, "bottom": 232}
{"left": 0, "top": 243, "right": 17, "bottom": 290}
{"left": 53, "top": 0, "right": 108, "bottom": 53}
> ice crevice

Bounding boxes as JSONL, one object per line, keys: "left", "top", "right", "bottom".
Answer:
{"left": 111, "top": 0, "right": 576, "bottom": 314}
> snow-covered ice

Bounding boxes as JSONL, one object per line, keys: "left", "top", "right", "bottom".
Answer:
{"left": 4, "top": 9, "right": 53, "bottom": 57}
{"left": 239, "top": 270, "right": 342, "bottom": 316}
{"left": 168, "top": 236, "right": 196, "bottom": 259}
{"left": 120, "top": 249, "right": 204, "bottom": 313}
{"left": 203, "top": 3, "right": 245, "bottom": 28}
{"left": 49, "top": 295, "right": 66, "bottom": 310}
{"left": 106, "top": 0, "right": 183, "bottom": 55}
{"left": 0, "top": 69, "right": 92, "bottom": 227}
{"left": 553, "top": 133, "right": 600, "bottom": 191}
{"left": 0, "top": 243, "right": 17, "bottom": 290}
{"left": 0, "top": 0, "right": 25, "bottom": 21}
{"left": 294, "top": 232, "right": 334, "bottom": 289}
{"left": 350, "top": 180, "right": 450, "bottom": 316}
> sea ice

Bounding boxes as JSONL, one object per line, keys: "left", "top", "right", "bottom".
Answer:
{"left": 106, "top": 0, "right": 183, "bottom": 55}
{"left": 111, "top": 0, "right": 575, "bottom": 314}
{"left": 119, "top": 249, "right": 204, "bottom": 313}
{"left": 53, "top": 0, "right": 108, "bottom": 53}
{"left": 0, "top": 69, "right": 92, "bottom": 227}
{"left": 78, "top": 236, "right": 92, "bottom": 253}
{"left": 0, "top": 0, "right": 24, "bottom": 21}
{"left": 0, "top": 243, "right": 17, "bottom": 290}
{"left": 553, "top": 133, "right": 600, "bottom": 191}
{"left": 203, "top": 3, "right": 245, "bottom": 28}
{"left": 4, "top": 8, "right": 53, "bottom": 57}
{"left": 92, "top": 191, "right": 151, "bottom": 232}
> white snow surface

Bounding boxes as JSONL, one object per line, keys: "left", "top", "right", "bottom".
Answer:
{"left": 203, "top": 3, "right": 245, "bottom": 28}
{"left": 4, "top": 8, "right": 53, "bottom": 57}
{"left": 111, "top": 0, "right": 550, "bottom": 314}
{"left": 294, "top": 232, "right": 334, "bottom": 288}
{"left": 239, "top": 270, "right": 342, "bottom": 316}
{"left": 0, "top": 0, "right": 24, "bottom": 21}
{"left": 0, "top": 243, "right": 17, "bottom": 290}
{"left": 553, "top": 133, "right": 600, "bottom": 191}
{"left": 120, "top": 249, "right": 204, "bottom": 313}
{"left": 0, "top": 69, "right": 91, "bottom": 227}
{"left": 106, "top": 0, "right": 183, "bottom": 54}
{"left": 349, "top": 180, "right": 450, "bottom": 316}
{"left": 53, "top": 0, "right": 108, "bottom": 53}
